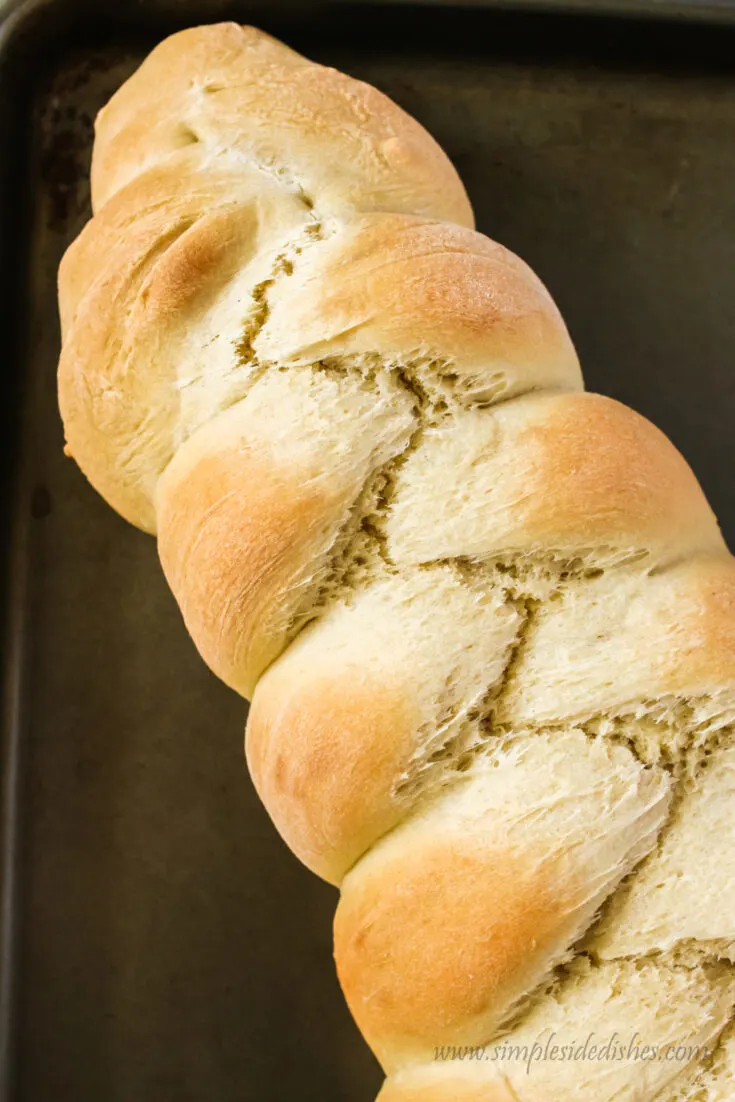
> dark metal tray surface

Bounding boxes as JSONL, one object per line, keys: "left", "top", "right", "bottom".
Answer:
{"left": 2, "top": 2, "right": 735, "bottom": 1100}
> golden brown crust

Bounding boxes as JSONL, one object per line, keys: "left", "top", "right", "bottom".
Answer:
{"left": 91, "top": 23, "right": 473, "bottom": 226}
{"left": 246, "top": 668, "right": 419, "bottom": 882}
{"left": 389, "top": 391, "right": 723, "bottom": 569}
{"left": 59, "top": 158, "right": 247, "bottom": 336}
{"left": 157, "top": 436, "right": 332, "bottom": 697}
{"left": 669, "top": 555, "right": 735, "bottom": 683}
{"left": 334, "top": 841, "right": 564, "bottom": 1071}
{"left": 522, "top": 392, "right": 722, "bottom": 553}
{"left": 58, "top": 157, "right": 311, "bottom": 530}
{"left": 261, "top": 214, "right": 582, "bottom": 402}
{"left": 663, "top": 554, "right": 735, "bottom": 690}
{"left": 377, "top": 1076, "right": 519, "bottom": 1102}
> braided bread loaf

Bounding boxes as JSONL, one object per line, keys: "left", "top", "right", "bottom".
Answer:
{"left": 57, "top": 23, "right": 735, "bottom": 1101}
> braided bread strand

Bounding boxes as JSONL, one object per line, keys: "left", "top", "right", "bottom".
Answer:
{"left": 57, "top": 25, "right": 735, "bottom": 1101}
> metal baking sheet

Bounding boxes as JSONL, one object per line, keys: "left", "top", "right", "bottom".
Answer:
{"left": 2, "top": 1, "right": 735, "bottom": 1099}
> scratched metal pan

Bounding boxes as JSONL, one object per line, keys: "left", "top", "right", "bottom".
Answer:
{"left": 2, "top": 1, "right": 735, "bottom": 1099}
